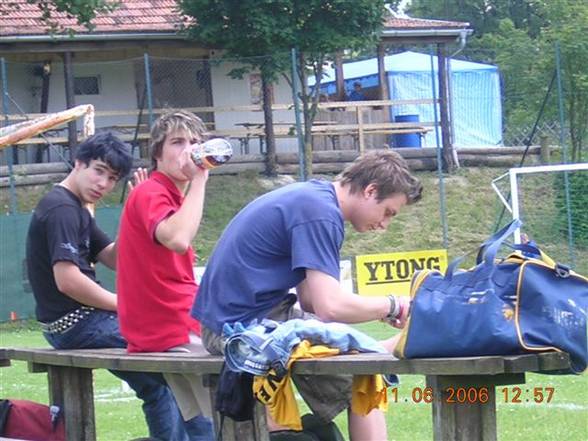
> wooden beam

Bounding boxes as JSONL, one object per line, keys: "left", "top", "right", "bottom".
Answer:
{"left": 3, "top": 98, "right": 439, "bottom": 122}
{"left": 437, "top": 44, "right": 456, "bottom": 170}
{"left": 0, "top": 39, "right": 202, "bottom": 56}
{"left": 380, "top": 36, "right": 462, "bottom": 45}
{"left": 377, "top": 43, "right": 389, "bottom": 101}
{"left": 428, "top": 375, "right": 497, "bottom": 441}
{"left": 356, "top": 106, "right": 365, "bottom": 153}
{"left": 334, "top": 52, "right": 345, "bottom": 101}
{"left": 48, "top": 366, "right": 96, "bottom": 441}
{"left": 62, "top": 52, "right": 76, "bottom": 159}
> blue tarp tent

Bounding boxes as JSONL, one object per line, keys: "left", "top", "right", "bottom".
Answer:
{"left": 309, "top": 51, "right": 502, "bottom": 147}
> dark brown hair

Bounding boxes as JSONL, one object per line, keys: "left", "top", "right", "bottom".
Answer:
{"left": 337, "top": 150, "right": 422, "bottom": 204}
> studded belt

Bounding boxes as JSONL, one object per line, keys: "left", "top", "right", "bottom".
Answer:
{"left": 40, "top": 306, "right": 95, "bottom": 334}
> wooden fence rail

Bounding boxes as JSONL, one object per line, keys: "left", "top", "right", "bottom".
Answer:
{"left": 0, "top": 147, "right": 544, "bottom": 188}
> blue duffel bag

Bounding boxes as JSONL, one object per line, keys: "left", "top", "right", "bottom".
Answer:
{"left": 394, "top": 219, "right": 588, "bottom": 373}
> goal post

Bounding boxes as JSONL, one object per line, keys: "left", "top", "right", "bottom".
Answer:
{"left": 493, "top": 162, "right": 588, "bottom": 272}
{"left": 0, "top": 104, "right": 95, "bottom": 149}
{"left": 508, "top": 163, "right": 588, "bottom": 244}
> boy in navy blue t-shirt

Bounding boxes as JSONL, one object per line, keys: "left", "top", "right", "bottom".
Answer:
{"left": 193, "top": 150, "right": 422, "bottom": 440}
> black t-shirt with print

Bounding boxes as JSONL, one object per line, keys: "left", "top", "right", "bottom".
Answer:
{"left": 26, "top": 185, "right": 111, "bottom": 322}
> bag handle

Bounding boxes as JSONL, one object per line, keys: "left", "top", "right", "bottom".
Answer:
{"left": 475, "top": 219, "right": 522, "bottom": 264}
{"left": 445, "top": 219, "right": 522, "bottom": 280}
{"left": 481, "top": 219, "right": 522, "bottom": 267}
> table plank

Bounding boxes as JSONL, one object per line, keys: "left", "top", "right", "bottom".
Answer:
{"left": 2, "top": 348, "right": 571, "bottom": 376}
{"left": 0, "top": 347, "right": 572, "bottom": 441}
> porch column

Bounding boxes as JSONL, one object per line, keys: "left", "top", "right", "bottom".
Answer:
{"left": 334, "top": 52, "right": 345, "bottom": 101}
{"left": 63, "top": 51, "right": 77, "bottom": 161}
{"left": 437, "top": 44, "right": 457, "bottom": 170}
{"left": 377, "top": 43, "right": 389, "bottom": 101}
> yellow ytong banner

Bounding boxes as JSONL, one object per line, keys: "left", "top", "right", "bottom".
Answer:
{"left": 355, "top": 249, "right": 448, "bottom": 296}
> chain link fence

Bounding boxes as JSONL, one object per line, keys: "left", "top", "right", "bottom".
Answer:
{"left": 1, "top": 43, "right": 585, "bottom": 321}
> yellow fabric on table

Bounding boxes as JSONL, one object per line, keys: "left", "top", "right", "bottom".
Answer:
{"left": 253, "top": 340, "right": 388, "bottom": 430}
{"left": 351, "top": 372, "right": 388, "bottom": 415}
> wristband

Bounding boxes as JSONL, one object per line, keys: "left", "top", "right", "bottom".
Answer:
{"left": 386, "top": 295, "right": 401, "bottom": 321}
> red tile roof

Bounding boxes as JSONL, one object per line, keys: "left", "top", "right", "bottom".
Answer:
{"left": 0, "top": 0, "right": 184, "bottom": 36}
{"left": 0, "top": 1, "right": 469, "bottom": 38}
{"left": 383, "top": 16, "right": 469, "bottom": 29}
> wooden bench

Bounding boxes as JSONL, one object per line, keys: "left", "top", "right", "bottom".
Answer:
{"left": 0, "top": 348, "right": 570, "bottom": 441}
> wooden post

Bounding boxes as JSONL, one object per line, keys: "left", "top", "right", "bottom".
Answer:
{"left": 356, "top": 106, "right": 365, "bottom": 153}
{"left": 48, "top": 366, "right": 96, "bottom": 441}
{"left": 334, "top": 52, "right": 345, "bottom": 101}
{"left": 437, "top": 44, "right": 457, "bottom": 171}
{"left": 377, "top": 43, "right": 389, "bottom": 101}
{"left": 540, "top": 135, "right": 550, "bottom": 164}
{"left": 40, "top": 61, "right": 51, "bottom": 115}
{"left": 36, "top": 61, "right": 51, "bottom": 163}
{"left": 63, "top": 52, "right": 77, "bottom": 161}
{"left": 427, "top": 375, "right": 497, "bottom": 441}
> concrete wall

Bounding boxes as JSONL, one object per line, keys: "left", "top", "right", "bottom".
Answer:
{"left": 209, "top": 59, "right": 299, "bottom": 153}
{"left": 2, "top": 53, "right": 303, "bottom": 166}
{"left": 47, "top": 61, "right": 139, "bottom": 128}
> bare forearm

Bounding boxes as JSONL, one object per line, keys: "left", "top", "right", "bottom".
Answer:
{"left": 302, "top": 270, "right": 389, "bottom": 323}
{"left": 97, "top": 242, "right": 116, "bottom": 270}
{"left": 317, "top": 291, "right": 389, "bottom": 323}
{"left": 62, "top": 277, "right": 117, "bottom": 311}
{"left": 54, "top": 264, "right": 117, "bottom": 311}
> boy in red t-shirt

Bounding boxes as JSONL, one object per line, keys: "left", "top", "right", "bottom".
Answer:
{"left": 117, "top": 110, "right": 213, "bottom": 439}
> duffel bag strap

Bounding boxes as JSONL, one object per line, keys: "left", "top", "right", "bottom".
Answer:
{"left": 446, "top": 219, "right": 522, "bottom": 281}
{"left": 475, "top": 219, "right": 523, "bottom": 265}
{"left": 480, "top": 219, "right": 522, "bottom": 267}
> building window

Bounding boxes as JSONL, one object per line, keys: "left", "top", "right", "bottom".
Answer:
{"left": 74, "top": 76, "right": 100, "bottom": 95}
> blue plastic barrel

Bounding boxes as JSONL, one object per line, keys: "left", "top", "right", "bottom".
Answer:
{"left": 393, "top": 114, "right": 421, "bottom": 148}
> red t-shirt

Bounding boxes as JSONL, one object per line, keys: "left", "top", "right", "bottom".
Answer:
{"left": 117, "top": 171, "right": 201, "bottom": 352}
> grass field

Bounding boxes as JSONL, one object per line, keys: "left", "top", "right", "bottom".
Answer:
{"left": 1, "top": 166, "right": 587, "bottom": 440}
{"left": 1, "top": 321, "right": 586, "bottom": 441}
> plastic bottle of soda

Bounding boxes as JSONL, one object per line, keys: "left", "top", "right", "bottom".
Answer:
{"left": 190, "top": 138, "right": 233, "bottom": 169}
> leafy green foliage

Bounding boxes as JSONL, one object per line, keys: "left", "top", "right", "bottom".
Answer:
{"left": 404, "top": 0, "right": 587, "bottom": 160}
{"left": 407, "top": 0, "right": 549, "bottom": 38}
{"left": 178, "top": 0, "right": 387, "bottom": 176}
{"left": 178, "top": 0, "right": 384, "bottom": 78}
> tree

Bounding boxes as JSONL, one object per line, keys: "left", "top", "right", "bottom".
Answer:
{"left": 178, "top": 0, "right": 386, "bottom": 177}
{"left": 406, "top": 0, "right": 548, "bottom": 38}
{"left": 540, "top": 0, "right": 588, "bottom": 161}
{"left": 406, "top": 0, "right": 587, "bottom": 161}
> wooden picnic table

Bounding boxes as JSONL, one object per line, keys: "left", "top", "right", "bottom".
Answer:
{"left": 0, "top": 347, "right": 570, "bottom": 441}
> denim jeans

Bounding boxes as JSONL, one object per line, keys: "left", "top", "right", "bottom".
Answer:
{"left": 223, "top": 318, "right": 387, "bottom": 376}
{"left": 43, "top": 309, "right": 214, "bottom": 441}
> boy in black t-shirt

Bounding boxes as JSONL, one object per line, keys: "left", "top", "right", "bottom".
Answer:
{"left": 26, "top": 132, "right": 211, "bottom": 441}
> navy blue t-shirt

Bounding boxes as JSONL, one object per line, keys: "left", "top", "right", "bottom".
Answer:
{"left": 26, "top": 185, "right": 111, "bottom": 322}
{"left": 192, "top": 179, "right": 344, "bottom": 334}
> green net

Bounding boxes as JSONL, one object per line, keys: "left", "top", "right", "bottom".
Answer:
{"left": 0, "top": 206, "right": 123, "bottom": 322}
{"left": 513, "top": 168, "right": 588, "bottom": 276}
